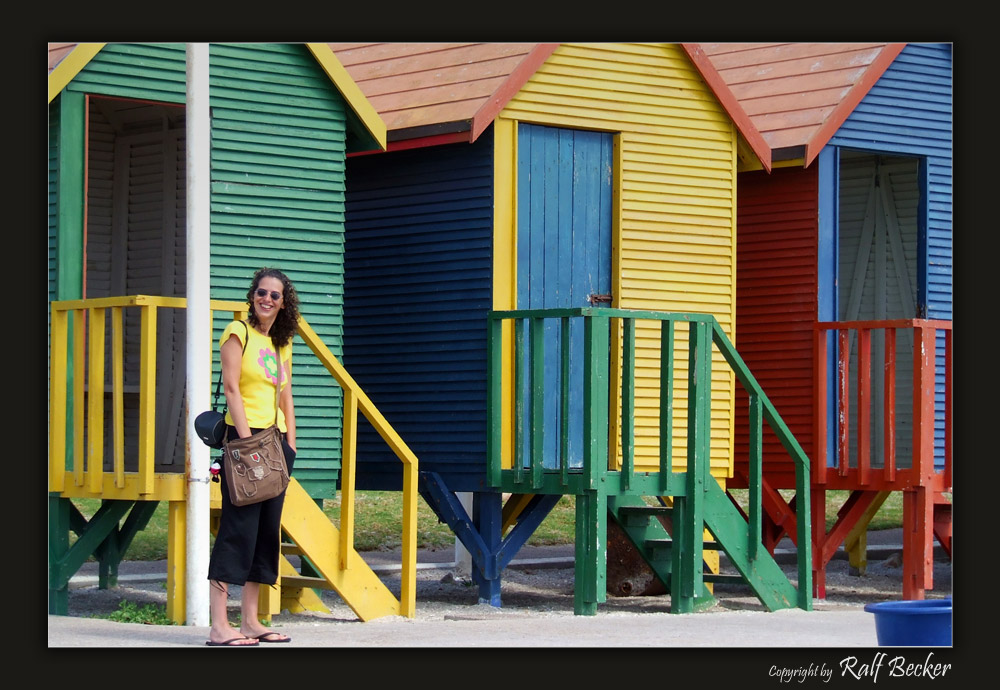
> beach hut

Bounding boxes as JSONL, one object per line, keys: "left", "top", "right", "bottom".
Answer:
{"left": 333, "top": 43, "right": 813, "bottom": 614}
{"left": 698, "top": 42, "right": 953, "bottom": 599}
{"left": 48, "top": 43, "right": 424, "bottom": 624}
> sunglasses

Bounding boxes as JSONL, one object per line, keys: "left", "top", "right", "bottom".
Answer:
{"left": 255, "top": 288, "right": 283, "bottom": 301}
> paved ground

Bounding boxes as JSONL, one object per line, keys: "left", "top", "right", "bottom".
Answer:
{"left": 48, "top": 529, "right": 953, "bottom": 651}
{"left": 48, "top": 604, "right": 880, "bottom": 648}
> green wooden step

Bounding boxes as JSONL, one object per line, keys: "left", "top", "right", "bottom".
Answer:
{"left": 607, "top": 494, "right": 717, "bottom": 612}
{"left": 610, "top": 489, "right": 809, "bottom": 613}
{"left": 703, "top": 573, "right": 746, "bottom": 584}
{"left": 617, "top": 504, "right": 671, "bottom": 528}
{"left": 644, "top": 537, "right": 720, "bottom": 562}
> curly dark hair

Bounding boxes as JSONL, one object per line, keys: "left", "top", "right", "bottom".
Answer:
{"left": 246, "top": 267, "right": 300, "bottom": 349}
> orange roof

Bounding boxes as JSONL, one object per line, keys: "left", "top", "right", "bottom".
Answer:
{"left": 331, "top": 43, "right": 773, "bottom": 169}
{"left": 328, "top": 43, "right": 557, "bottom": 147}
{"left": 695, "top": 43, "right": 905, "bottom": 166}
{"left": 49, "top": 43, "right": 76, "bottom": 72}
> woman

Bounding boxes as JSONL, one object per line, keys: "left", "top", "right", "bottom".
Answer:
{"left": 207, "top": 267, "right": 299, "bottom": 646}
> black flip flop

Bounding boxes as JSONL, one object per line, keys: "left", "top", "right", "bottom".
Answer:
{"left": 252, "top": 631, "right": 291, "bottom": 643}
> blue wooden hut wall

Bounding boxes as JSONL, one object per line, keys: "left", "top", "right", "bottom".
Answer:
{"left": 819, "top": 42, "right": 952, "bottom": 468}
{"left": 343, "top": 130, "right": 495, "bottom": 492}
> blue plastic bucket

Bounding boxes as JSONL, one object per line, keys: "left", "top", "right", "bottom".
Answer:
{"left": 864, "top": 598, "right": 952, "bottom": 646}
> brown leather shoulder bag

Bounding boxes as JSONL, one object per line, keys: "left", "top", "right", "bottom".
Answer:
{"left": 222, "top": 333, "right": 289, "bottom": 507}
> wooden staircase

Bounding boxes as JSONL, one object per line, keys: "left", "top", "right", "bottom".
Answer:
{"left": 275, "top": 478, "right": 409, "bottom": 621}
{"left": 488, "top": 307, "right": 813, "bottom": 615}
{"left": 609, "top": 486, "right": 802, "bottom": 612}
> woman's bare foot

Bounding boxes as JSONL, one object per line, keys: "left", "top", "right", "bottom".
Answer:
{"left": 207, "top": 625, "right": 259, "bottom": 646}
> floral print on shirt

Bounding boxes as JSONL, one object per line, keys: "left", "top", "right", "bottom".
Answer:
{"left": 258, "top": 348, "right": 281, "bottom": 385}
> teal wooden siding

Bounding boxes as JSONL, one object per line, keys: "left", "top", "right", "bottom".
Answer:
{"left": 48, "top": 101, "right": 58, "bottom": 321}
{"left": 65, "top": 43, "right": 187, "bottom": 104}
{"left": 53, "top": 43, "right": 352, "bottom": 495}
{"left": 48, "top": 100, "right": 59, "bottom": 397}
{"left": 207, "top": 44, "right": 349, "bottom": 494}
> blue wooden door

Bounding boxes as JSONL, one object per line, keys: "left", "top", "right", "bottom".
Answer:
{"left": 516, "top": 123, "right": 613, "bottom": 469}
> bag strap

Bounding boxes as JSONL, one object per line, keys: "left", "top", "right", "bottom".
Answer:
{"left": 273, "top": 334, "right": 283, "bottom": 426}
{"left": 211, "top": 320, "right": 249, "bottom": 413}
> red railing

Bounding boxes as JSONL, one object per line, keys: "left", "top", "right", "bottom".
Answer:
{"left": 814, "top": 319, "right": 952, "bottom": 490}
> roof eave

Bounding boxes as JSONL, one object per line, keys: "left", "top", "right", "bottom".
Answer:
{"left": 468, "top": 43, "right": 559, "bottom": 143}
{"left": 48, "top": 43, "right": 105, "bottom": 103}
{"left": 682, "top": 43, "right": 772, "bottom": 173}
{"left": 306, "top": 43, "right": 387, "bottom": 152}
{"left": 802, "top": 43, "right": 907, "bottom": 167}
{"left": 48, "top": 43, "right": 387, "bottom": 153}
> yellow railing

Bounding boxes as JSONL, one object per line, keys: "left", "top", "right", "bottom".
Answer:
{"left": 48, "top": 295, "right": 220, "bottom": 498}
{"left": 295, "top": 318, "right": 419, "bottom": 616}
{"left": 48, "top": 295, "right": 419, "bottom": 616}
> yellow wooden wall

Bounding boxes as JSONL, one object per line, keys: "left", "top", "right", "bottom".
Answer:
{"left": 495, "top": 43, "right": 738, "bottom": 479}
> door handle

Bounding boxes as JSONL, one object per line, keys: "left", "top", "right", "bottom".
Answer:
{"left": 588, "top": 293, "right": 612, "bottom": 305}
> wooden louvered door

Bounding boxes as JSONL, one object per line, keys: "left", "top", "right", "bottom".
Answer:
{"left": 516, "top": 123, "right": 613, "bottom": 469}
{"left": 838, "top": 152, "right": 919, "bottom": 469}
{"left": 87, "top": 116, "right": 187, "bottom": 472}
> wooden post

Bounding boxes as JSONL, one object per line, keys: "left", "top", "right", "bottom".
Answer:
{"left": 883, "top": 327, "right": 896, "bottom": 481}
{"left": 814, "top": 326, "right": 827, "bottom": 484}
{"left": 838, "top": 329, "right": 850, "bottom": 477}
{"left": 659, "top": 320, "right": 675, "bottom": 493}
{"left": 530, "top": 317, "right": 545, "bottom": 489}
{"left": 857, "top": 327, "right": 870, "bottom": 485}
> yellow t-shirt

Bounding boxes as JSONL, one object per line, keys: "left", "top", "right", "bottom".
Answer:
{"left": 221, "top": 320, "right": 292, "bottom": 432}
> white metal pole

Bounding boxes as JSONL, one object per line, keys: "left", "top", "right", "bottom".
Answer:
{"left": 184, "top": 42, "right": 211, "bottom": 627}
{"left": 454, "top": 492, "right": 473, "bottom": 577}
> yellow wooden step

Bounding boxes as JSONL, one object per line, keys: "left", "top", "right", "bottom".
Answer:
{"left": 279, "top": 478, "right": 405, "bottom": 621}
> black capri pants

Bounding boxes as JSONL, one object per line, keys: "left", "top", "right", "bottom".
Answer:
{"left": 207, "top": 426, "right": 296, "bottom": 586}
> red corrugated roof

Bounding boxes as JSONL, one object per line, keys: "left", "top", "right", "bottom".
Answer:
{"left": 49, "top": 43, "right": 76, "bottom": 72}
{"left": 331, "top": 42, "right": 773, "bottom": 168}
{"left": 328, "top": 43, "right": 556, "bottom": 146}
{"left": 696, "top": 43, "right": 905, "bottom": 166}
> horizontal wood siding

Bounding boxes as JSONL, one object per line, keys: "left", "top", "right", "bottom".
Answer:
{"left": 344, "top": 134, "right": 494, "bottom": 489}
{"left": 828, "top": 43, "right": 951, "bottom": 471}
{"left": 58, "top": 43, "right": 353, "bottom": 495}
{"left": 828, "top": 43, "right": 952, "bottom": 319}
{"left": 500, "top": 43, "right": 738, "bottom": 476}
{"left": 48, "top": 102, "right": 58, "bottom": 384}
{"left": 208, "top": 43, "right": 351, "bottom": 497}
{"left": 66, "top": 43, "right": 187, "bottom": 104}
{"left": 735, "top": 165, "right": 819, "bottom": 476}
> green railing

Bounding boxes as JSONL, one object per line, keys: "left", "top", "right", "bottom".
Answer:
{"left": 487, "top": 307, "right": 812, "bottom": 604}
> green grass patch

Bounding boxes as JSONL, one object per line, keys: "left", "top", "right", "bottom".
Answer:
{"left": 320, "top": 491, "right": 456, "bottom": 552}
{"left": 95, "top": 600, "right": 174, "bottom": 625}
{"left": 726, "top": 489, "right": 906, "bottom": 531}
{"left": 68, "top": 485, "right": 911, "bottom": 564}
{"left": 319, "top": 492, "right": 578, "bottom": 550}
{"left": 524, "top": 495, "right": 576, "bottom": 545}
{"left": 70, "top": 499, "right": 172, "bottom": 561}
